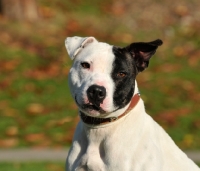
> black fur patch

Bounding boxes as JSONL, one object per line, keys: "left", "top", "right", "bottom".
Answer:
{"left": 111, "top": 46, "right": 138, "bottom": 109}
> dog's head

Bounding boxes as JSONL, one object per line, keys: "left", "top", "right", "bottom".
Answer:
{"left": 65, "top": 36, "right": 162, "bottom": 117}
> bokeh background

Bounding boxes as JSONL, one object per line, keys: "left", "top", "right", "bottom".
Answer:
{"left": 0, "top": 0, "right": 200, "bottom": 153}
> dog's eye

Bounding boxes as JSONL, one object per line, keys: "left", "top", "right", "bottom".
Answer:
{"left": 116, "top": 72, "right": 126, "bottom": 78}
{"left": 81, "top": 62, "right": 90, "bottom": 69}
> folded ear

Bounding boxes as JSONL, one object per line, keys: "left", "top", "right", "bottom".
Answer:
{"left": 125, "top": 39, "right": 163, "bottom": 72}
{"left": 65, "top": 36, "right": 98, "bottom": 60}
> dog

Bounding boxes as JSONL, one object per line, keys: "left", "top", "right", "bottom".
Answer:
{"left": 65, "top": 36, "right": 200, "bottom": 171}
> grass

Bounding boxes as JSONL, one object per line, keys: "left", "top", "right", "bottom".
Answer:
{"left": 0, "top": 0, "right": 200, "bottom": 150}
{"left": 0, "top": 162, "right": 64, "bottom": 171}
{"left": 0, "top": 161, "right": 199, "bottom": 171}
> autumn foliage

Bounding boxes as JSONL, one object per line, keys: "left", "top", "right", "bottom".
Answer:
{"left": 0, "top": 0, "right": 200, "bottom": 150}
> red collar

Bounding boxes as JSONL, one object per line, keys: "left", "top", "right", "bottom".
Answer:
{"left": 80, "top": 93, "right": 140, "bottom": 126}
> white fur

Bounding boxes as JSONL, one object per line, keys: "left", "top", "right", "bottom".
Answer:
{"left": 65, "top": 36, "right": 200, "bottom": 171}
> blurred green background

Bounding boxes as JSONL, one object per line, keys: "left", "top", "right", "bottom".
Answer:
{"left": 0, "top": 0, "right": 200, "bottom": 153}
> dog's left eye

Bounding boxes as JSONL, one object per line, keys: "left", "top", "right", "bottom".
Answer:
{"left": 81, "top": 62, "right": 90, "bottom": 69}
{"left": 116, "top": 72, "right": 127, "bottom": 78}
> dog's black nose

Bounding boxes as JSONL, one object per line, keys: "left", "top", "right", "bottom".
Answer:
{"left": 87, "top": 85, "right": 106, "bottom": 107}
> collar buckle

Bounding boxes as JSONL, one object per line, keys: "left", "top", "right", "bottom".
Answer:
{"left": 109, "top": 117, "right": 118, "bottom": 122}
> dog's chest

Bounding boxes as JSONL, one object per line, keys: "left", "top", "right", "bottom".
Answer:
{"left": 78, "top": 143, "right": 106, "bottom": 171}
{"left": 76, "top": 127, "right": 127, "bottom": 171}
{"left": 73, "top": 117, "right": 147, "bottom": 171}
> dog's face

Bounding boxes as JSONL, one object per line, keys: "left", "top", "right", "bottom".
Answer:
{"left": 65, "top": 37, "right": 162, "bottom": 117}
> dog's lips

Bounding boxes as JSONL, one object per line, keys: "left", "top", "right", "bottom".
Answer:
{"left": 82, "top": 103, "right": 106, "bottom": 114}
{"left": 84, "top": 104, "right": 101, "bottom": 111}
{"left": 75, "top": 96, "right": 106, "bottom": 114}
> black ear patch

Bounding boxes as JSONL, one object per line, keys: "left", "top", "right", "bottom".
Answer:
{"left": 125, "top": 39, "right": 163, "bottom": 72}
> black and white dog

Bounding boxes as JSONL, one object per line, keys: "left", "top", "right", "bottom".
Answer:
{"left": 65, "top": 36, "right": 199, "bottom": 171}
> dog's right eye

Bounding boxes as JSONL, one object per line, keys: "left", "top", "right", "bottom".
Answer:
{"left": 81, "top": 62, "right": 90, "bottom": 69}
{"left": 116, "top": 71, "right": 127, "bottom": 78}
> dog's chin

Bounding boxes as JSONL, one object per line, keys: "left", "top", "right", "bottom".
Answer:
{"left": 80, "top": 104, "right": 106, "bottom": 116}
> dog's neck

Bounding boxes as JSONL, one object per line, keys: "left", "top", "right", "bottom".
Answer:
{"left": 79, "top": 81, "right": 140, "bottom": 127}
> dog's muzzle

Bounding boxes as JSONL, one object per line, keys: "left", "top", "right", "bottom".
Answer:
{"left": 87, "top": 85, "right": 106, "bottom": 108}
{"left": 80, "top": 93, "right": 140, "bottom": 126}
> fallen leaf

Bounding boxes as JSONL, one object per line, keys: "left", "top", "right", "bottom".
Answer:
{"left": 57, "top": 117, "right": 73, "bottom": 126}
{"left": 0, "top": 138, "right": 19, "bottom": 148}
{"left": 27, "top": 103, "right": 44, "bottom": 115}
{"left": 174, "top": 5, "right": 189, "bottom": 17}
{"left": 25, "top": 133, "right": 46, "bottom": 143}
{"left": 0, "top": 59, "right": 20, "bottom": 72}
{"left": 5, "top": 126, "right": 18, "bottom": 136}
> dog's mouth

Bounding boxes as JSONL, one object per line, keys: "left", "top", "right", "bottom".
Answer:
{"left": 82, "top": 104, "right": 106, "bottom": 114}
{"left": 75, "top": 96, "right": 106, "bottom": 114}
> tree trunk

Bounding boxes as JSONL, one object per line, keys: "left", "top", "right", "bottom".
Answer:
{"left": 0, "top": 0, "right": 39, "bottom": 21}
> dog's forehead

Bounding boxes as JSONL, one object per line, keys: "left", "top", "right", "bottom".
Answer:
{"left": 77, "top": 42, "right": 115, "bottom": 65}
